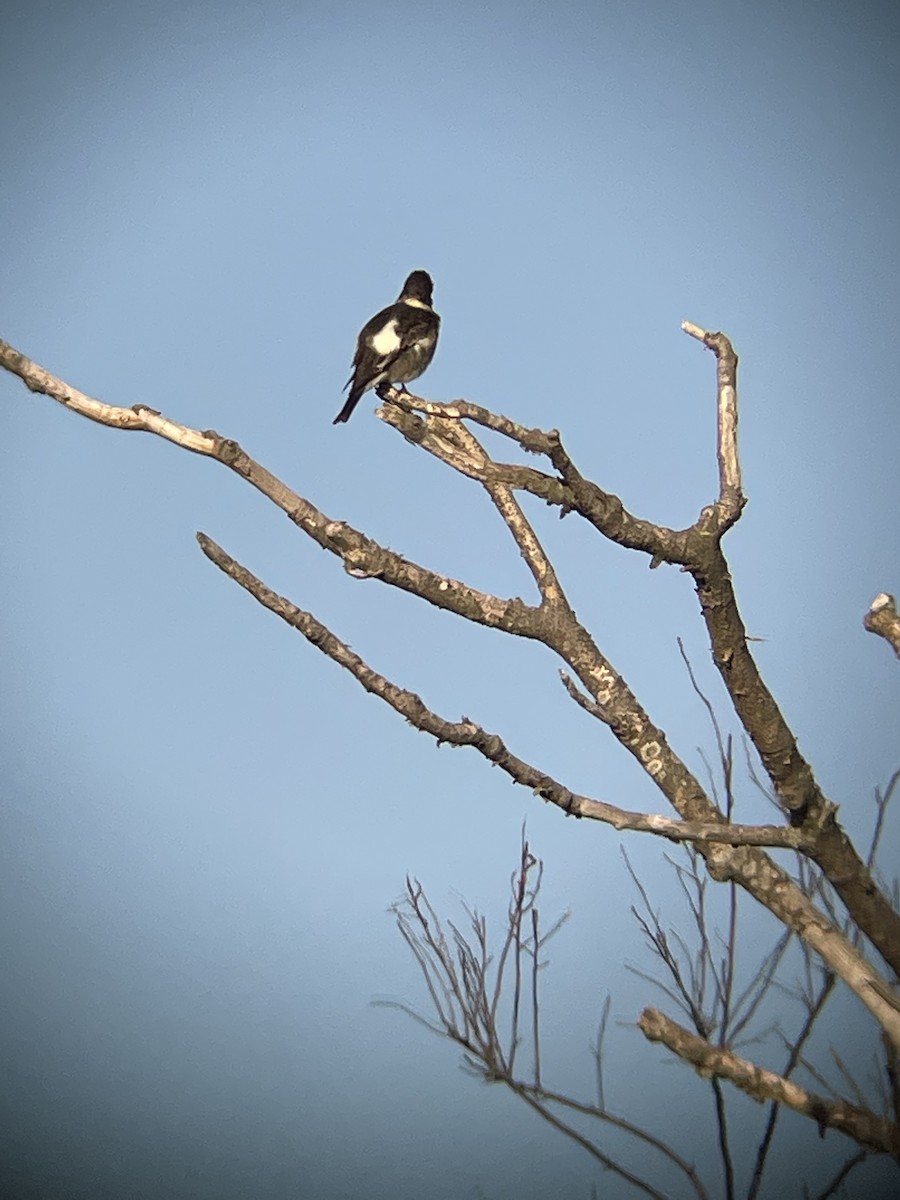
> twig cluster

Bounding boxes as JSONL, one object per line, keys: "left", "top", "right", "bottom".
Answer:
{"left": 380, "top": 835, "right": 710, "bottom": 1200}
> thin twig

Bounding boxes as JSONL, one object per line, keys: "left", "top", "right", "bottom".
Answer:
{"left": 593, "top": 995, "right": 611, "bottom": 1111}
{"left": 746, "top": 970, "right": 836, "bottom": 1200}
{"left": 531, "top": 906, "right": 541, "bottom": 1089}
{"left": 810, "top": 1150, "right": 868, "bottom": 1200}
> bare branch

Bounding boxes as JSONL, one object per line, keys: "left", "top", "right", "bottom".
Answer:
{"left": 492, "top": 835, "right": 538, "bottom": 1077}
{"left": 830, "top": 1045, "right": 872, "bottom": 1111}
{"left": 624, "top": 849, "right": 710, "bottom": 1034}
{"left": 711, "top": 1073, "right": 735, "bottom": 1200}
{"left": 530, "top": 906, "right": 541, "bottom": 1089}
{"left": 592, "top": 995, "right": 612, "bottom": 1111}
{"left": 380, "top": 389, "right": 564, "bottom": 456}
{"left": 884, "top": 1030, "right": 900, "bottom": 1124}
{"left": 676, "top": 639, "right": 732, "bottom": 813}
{"left": 690, "top": 525, "right": 900, "bottom": 976}
{"left": 672, "top": 337, "right": 899, "bottom": 971}
{"left": 680, "top": 322, "right": 743, "bottom": 527}
{"left": 190, "top": 534, "right": 675, "bottom": 829}
{"left": 638, "top": 1007, "right": 900, "bottom": 1155}
{"left": 865, "top": 593, "right": 900, "bottom": 659}
{"left": 868, "top": 769, "right": 900, "bottom": 872}
{"left": 727, "top": 929, "right": 794, "bottom": 1045}
{"left": 0, "top": 340, "right": 550, "bottom": 642}
{"left": 509, "top": 1088, "right": 672, "bottom": 1200}
{"left": 0, "top": 337, "right": 220, "bottom": 454}
{"left": 381, "top": 407, "right": 758, "bottom": 856}
{"left": 528, "top": 1085, "right": 712, "bottom": 1198}
{"left": 811, "top": 1151, "right": 868, "bottom": 1200}
{"left": 379, "top": 409, "right": 567, "bottom": 605}
{"left": 746, "top": 970, "right": 836, "bottom": 1200}
{"left": 195, "top": 538, "right": 811, "bottom": 850}
{"left": 381, "top": 388, "right": 695, "bottom": 563}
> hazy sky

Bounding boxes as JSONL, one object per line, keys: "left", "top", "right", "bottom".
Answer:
{"left": 2, "top": 1, "right": 899, "bottom": 1197}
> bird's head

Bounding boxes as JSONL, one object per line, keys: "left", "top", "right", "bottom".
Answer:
{"left": 400, "top": 270, "right": 434, "bottom": 307}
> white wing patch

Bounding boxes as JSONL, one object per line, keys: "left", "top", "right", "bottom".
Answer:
{"left": 370, "top": 319, "right": 401, "bottom": 357}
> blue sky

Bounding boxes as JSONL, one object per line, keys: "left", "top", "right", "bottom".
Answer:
{"left": 2, "top": 1, "right": 899, "bottom": 1197}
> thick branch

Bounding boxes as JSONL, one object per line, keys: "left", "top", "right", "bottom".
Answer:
{"left": 865, "top": 593, "right": 900, "bottom": 659}
{"left": 693, "top": 543, "right": 900, "bottom": 976}
{"left": 674, "top": 335, "right": 900, "bottom": 973}
{"left": 0, "top": 338, "right": 544, "bottom": 637}
{"left": 0, "top": 338, "right": 220, "bottom": 454}
{"left": 380, "top": 403, "right": 730, "bottom": 836}
{"left": 384, "top": 390, "right": 696, "bottom": 564}
{"left": 195, "top": 533, "right": 805, "bottom": 848}
{"left": 638, "top": 1007, "right": 900, "bottom": 1156}
{"left": 379, "top": 406, "right": 566, "bottom": 605}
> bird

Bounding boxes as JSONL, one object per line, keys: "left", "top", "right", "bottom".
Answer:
{"left": 333, "top": 269, "right": 440, "bottom": 424}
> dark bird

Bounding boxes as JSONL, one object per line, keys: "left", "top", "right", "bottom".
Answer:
{"left": 333, "top": 269, "right": 440, "bottom": 424}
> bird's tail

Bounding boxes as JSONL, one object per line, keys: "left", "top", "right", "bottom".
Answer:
{"left": 333, "top": 392, "right": 360, "bottom": 424}
{"left": 333, "top": 375, "right": 365, "bottom": 424}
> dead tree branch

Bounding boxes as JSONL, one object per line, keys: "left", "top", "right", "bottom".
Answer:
{"left": 195, "top": 532, "right": 804, "bottom": 848}
{"left": 637, "top": 1006, "right": 900, "bottom": 1155}
{"left": 866, "top": 594, "right": 900, "bottom": 659}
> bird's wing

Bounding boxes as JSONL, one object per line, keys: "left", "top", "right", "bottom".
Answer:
{"left": 356, "top": 305, "right": 437, "bottom": 375}
{"left": 394, "top": 310, "right": 439, "bottom": 352}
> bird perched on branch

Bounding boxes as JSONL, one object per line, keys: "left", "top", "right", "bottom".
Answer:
{"left": 333, "top": 270, "right": 440, "bottom": 424}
